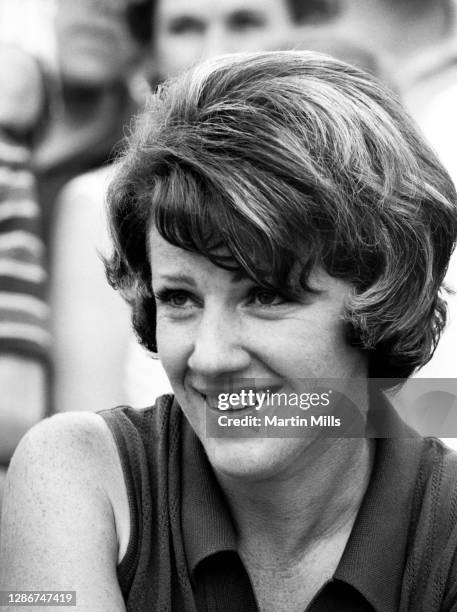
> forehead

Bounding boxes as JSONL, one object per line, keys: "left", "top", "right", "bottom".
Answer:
{"left": 56, "top": 0, "right": 125, "bottom": 24}
{"left": 149, "top": 226, "right": 237, "bottom": 285}
{"left": 158, "top": 0, "right": 291, "bottom": 20}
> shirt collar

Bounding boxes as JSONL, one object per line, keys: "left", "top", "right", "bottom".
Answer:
{"left": 181, "top": 390, "right": 425, "bottom": 611}
{"left": 181, "top": 421, "right": 237, "bottom": 578}
{"left": 334, "top": 390, "right": 424, "bottom": 612}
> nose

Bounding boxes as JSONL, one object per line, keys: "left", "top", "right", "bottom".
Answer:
{"left": 187, "top": 307, "right": 250, "bottom": 379}
{"left": 201, "top": 25, "right": 236, "bottom": 60}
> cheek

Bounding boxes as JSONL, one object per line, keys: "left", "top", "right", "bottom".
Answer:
{"left": 306, "top": 320, "right": 366, "bottom": 379}
{"left": 276, "top": 316, "right": 360, "bottom": 378}
{"left": 155, "top": 317, "right": 190, "bottom": 383}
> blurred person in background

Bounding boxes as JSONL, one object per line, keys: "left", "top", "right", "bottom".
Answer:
{"left": 48, "top": 0, "right": 159, "bottom": 415}
{"left": 0, "top": 0, "right": 151, "bottom": 514}
{"left": 34, "top": 0, "right": 151, "bottom": 239}
{"left": 149, "top": 0, "right": 339, "bottom": 82}
{"left": 51, "top": 0, "right": 341, "bottom": 414}
{"left": 0, "top": 44, "right": 50, "bottom": 514}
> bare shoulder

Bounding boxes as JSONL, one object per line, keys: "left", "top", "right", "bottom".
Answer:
{"left": 6, "top": 411, "right": 119, "bottom": 488}
{"left": 0, "top": 412, "right": 128, "bottom": 611}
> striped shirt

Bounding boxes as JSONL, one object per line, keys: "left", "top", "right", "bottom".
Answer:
{"left": 0, "top": 131, "right": 50, "bottom": 362}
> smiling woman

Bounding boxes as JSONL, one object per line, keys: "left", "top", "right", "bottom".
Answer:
{"left": 148, "top": 226, "right": 365, "bottom": 479}
{"left": 1, "top": 51, "right": 457, "bottom": 612}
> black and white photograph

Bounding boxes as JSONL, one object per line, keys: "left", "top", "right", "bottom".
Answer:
{"left": 1, "top": 1, "right": 457, "bottom": 610}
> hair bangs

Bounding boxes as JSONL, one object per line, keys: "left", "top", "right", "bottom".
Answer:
{"left": 150, "top": 162, "right": 315, "bottom": 295}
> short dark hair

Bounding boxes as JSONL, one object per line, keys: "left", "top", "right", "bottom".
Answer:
{"left": 105, "top": 51, "right": 457, "bottom": 383}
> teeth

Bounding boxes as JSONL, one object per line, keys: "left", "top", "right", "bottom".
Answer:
{"left": 213, "top": 403, "right": 260, "bottom": 411}
{"left": 201, "top": 395, "right": 259, "bottom": 410}
{"left": 199, "top": 390, "right": 269, "bottom": 411}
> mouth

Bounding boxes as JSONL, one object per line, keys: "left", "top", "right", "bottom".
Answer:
{"left": 196, "top": 385, "right": 282, "bottom": 413}
{"left": 204, "top": 398, "right": 263, "bottom": 414}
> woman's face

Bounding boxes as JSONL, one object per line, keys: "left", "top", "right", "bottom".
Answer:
{"left": 154, "top": 0, "right": 295, "bottom": 79}
{"left": 149, "top": 227, "right": 368, "bottom": 480}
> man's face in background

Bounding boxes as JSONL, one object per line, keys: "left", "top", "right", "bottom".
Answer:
{"left": 55, "top": 0, "right": 140, "bottom": 86}
{"left": 154, "top": 0, "right": 296, "bottom": 79}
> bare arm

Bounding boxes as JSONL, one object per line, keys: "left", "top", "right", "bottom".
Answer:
{"left": 0, "top": 412, "right": 129, "bottom": 611}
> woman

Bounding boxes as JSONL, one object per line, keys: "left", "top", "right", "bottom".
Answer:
{"left": 1, "top": 51, "right": 457, "bottom": 611}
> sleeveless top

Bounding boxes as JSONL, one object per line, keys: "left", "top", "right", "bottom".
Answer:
{"left": 99, "top": 395, "right": 457, "bottom": 612}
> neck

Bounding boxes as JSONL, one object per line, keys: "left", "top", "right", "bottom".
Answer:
{"left": 216, "top": 436, "right": 374, "bottom": 564}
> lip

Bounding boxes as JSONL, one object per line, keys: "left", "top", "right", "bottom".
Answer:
{"left": 206, "top": 403, "right": 262, "bottom": 417}
{"left": 194, "top": 383, "right": 283, "bottom": 395}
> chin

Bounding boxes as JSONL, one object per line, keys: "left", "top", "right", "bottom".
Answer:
{"left": 203, "top": 436, "right": 309, "bottom": 483}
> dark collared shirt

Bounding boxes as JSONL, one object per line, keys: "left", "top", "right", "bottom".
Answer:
{"left": 181, "top": 406, "right": 421, "bottom": 611}
{"left": 101, "top": 395, "right": 457, "bottom": 612}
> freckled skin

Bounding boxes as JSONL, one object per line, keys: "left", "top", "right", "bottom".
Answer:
{"left": 149, "top": 227, "right": 368, "bottom": 481}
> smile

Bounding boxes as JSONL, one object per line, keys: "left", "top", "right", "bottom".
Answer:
{"left": 198, "top": 385, "right": 283, "bottom": 413}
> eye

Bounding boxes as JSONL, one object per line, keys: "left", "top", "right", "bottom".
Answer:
{"left": 167, "top": 16, "right": 205, "bottom": 36}
{"left": 249, "top": 288, "right": 285, "bottom": 307}
{"left": 228, "top": 10, "right": 266, "bottom": 32}
{"left": 154, "top": 289, "right": 196, "bottom": 308}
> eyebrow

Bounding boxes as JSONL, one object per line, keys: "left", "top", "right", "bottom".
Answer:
{"left": 155, "top": 274, "right": 197, "bottom": 286}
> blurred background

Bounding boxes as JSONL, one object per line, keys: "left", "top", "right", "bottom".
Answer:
{"left": 1, "top": 0, "right": 457, "bottom": 514}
